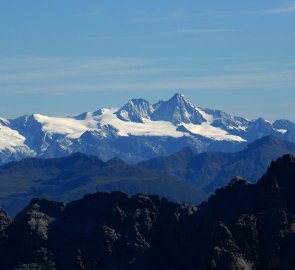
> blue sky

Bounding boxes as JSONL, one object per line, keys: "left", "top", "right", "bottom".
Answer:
{"left": 0, "top": 0, "right": 295, "bottom": 121}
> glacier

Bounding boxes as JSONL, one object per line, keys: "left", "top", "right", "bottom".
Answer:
{"left": 0, "top": 93, "right": 293, "bottom": 164}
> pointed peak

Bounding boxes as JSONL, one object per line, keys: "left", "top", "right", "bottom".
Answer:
{"left": 228, "top": 176, "right": 251, "bottom": 187}
{"left": 106, "top": 157, "right": 127, "bottom": 166}
{"left": 151, "top": 93, "right": 206, "bottom": 125}
{"left": 172, "top": 92, "right": 186, "bottom": 99}
{"left": 253, "top": 117, "right": 271, "bottom": 124}
{"left": 125, "top": 98, "right": 151, "bottom": 108}
{"left": 128, "top": 98, "right": 149, "bottom": 104}
{"left": 166, "top": 93, "right": 197, "bottom": 110}
{"left": 169, "top": 93, "right": 190, "bottom": 103}
{"left": 116, "top": 98, "right": 153, "bottom": 123}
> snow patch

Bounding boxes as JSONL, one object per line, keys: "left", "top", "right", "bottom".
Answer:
{"left": 33, "top": 114, "right": 98, "bottom": 139}
{"left": 182, "top": 122, "right": 246, "bottom": 142}
{"left": 0, "top": 124, "right": 29, "bottom": 151}
{"left": 28, "top": 109, "right": 246, "bottom": 142}
{"left": 276, "top": 129, "right": 288, "bottom": 134}
{"left": 96, "top": 109, "right": 184, "bottom": 137}
{"left": 196, "top": 108, "right": 214, "bottom": 123}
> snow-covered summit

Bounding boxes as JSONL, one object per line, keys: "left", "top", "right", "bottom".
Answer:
{"left": 0, "top": 93, "right": 293, "bottom": 164}
{"left": 115, "top": 93, "right": 208, "bottom": 125}
{"left": 151, "top": 93, "right": 207, "bottom": 125}
{"left": 115, "top": 98, "right": 154, "bottom": 123}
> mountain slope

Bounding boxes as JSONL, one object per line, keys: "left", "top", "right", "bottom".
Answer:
{"left": 0, "top": 93, "right": 293, "bottom": 164}
{"left": 0, "top": 153, "right": 205, "bottom": 216}
{"left": 1, "top": 155, "right": 295, "bottom": 269}
{"left": 140, "top": 135, "right": 295, "bottom": 193}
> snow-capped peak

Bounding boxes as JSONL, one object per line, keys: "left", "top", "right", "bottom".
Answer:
{"left": 151, "top": 93, "right": 207, "bottom": 125}
{"left": 0, "top": 93, "right": 293, "bottom": 165}
{"left": 115, "top": 98, "right": 154, "bottom": 123}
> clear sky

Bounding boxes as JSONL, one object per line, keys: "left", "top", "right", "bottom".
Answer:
{"left": 0, "top": 0, "right": 294, "bottom": 121}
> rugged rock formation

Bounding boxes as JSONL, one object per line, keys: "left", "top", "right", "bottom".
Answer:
{"left": 1, "top": 155, "right": 295, "bottom": 269}
{"left": 0, "top": 209, "right": 11, "bottom": 232}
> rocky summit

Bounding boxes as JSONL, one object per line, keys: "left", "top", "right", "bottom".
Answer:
{"left": 1, "top": 154, "right": 295, "bottom": 269}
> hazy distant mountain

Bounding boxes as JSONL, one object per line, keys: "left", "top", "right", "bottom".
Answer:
{"left": 2, "top": 135, "right": 295, "bottom": 216}
{"left": 2, "top": 155, "right": 295, "bottom": 269}
{"left": 0, "top": 93, "right": 294, "bottom": 164}
{"left": 140, "top": 135, "right": 295, "bottom": 193}
{"left": 0, "top": 153, "right": 205, "bottom": 216}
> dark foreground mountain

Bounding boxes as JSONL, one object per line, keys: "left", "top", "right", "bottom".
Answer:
{"left": 140, "top": 135, "right": 295, "bottom": 193}
{"left": 1, "top": 155, "right": 295, "bottom": 269}
{"left": 0, "top": 153, "right": 205, "bottom": 216}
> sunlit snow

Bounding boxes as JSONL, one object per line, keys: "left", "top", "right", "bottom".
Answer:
{"left": 30, "top": 109, "right": 245, "bottom": 142}
{"left": 0, "top": 124, "right": 28, "bottom": 151}
{"left": 182, "top": 122, "right": 246, "bottom": 142}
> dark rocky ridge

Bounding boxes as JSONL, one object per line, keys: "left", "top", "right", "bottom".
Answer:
{"left": 1, "top": 155, "right": 295, "bottom": 269}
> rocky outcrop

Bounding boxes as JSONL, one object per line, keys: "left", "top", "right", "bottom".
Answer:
{"left": 0, "top": 209, "right": 11, "bottom": 232}
{"left": 1, "top": 155, "right": 295, "bottom": 269}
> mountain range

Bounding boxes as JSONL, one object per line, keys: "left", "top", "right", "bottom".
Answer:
{"left": 1, "top": 154, "right": 295, "bottom": 269}
{"left": 1, "top": 135, "right": 295, "bottom": 216}
{"left": 140, "top": 135, "right": 295, "bottom": 193}
{"left": 1, "top": 93, "right": 295, "bottom": 164}
{"left": 0, "top": 153, "right": 205, "bottom": 216}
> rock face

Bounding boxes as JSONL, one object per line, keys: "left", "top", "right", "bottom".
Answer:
{"left": 0, "top": 208, "right": 11, "bottom": 231}
{"left": 1, "top": 154, "right": 295, "bottom": 269}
